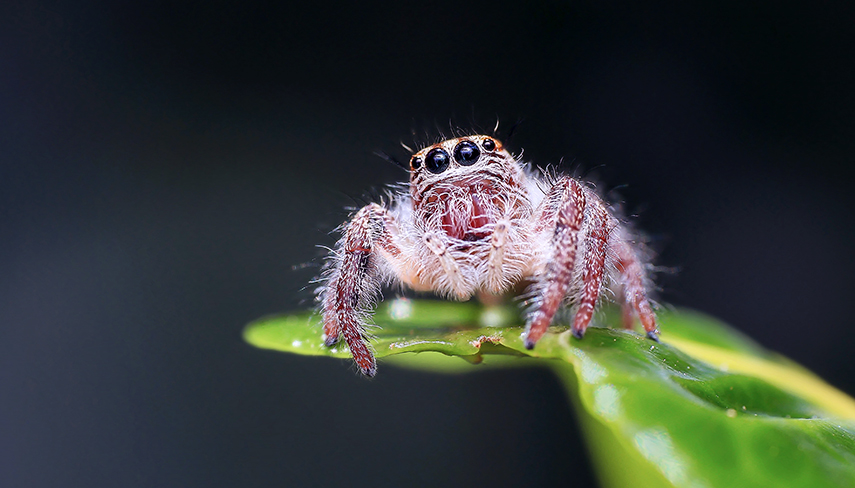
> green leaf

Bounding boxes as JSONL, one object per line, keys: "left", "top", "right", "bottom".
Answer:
{"left": 244, "top": 299, "right": 855, "bottom": 488}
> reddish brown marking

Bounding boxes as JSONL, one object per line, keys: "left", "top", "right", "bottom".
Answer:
{"left": 470, "top": 335, "right": 502, "bottom": 348}
{"left": 341, "top": 316, "right": 376, "bottom": 377}
{"left": 637, "top": 300, "right": 657, "bottom": 335}
{"left": 345, "top": 244, "right": 371, "bottom": 253}
{"left": 322, "top": 276, "right": 340, "bottom": 344}
{"left": 333, "top": 249, "right": 376, "bottom": 374}
{"left": 379, "top": 213, "right": 402, "bottom": 256}
{"left": 571, "top": 207, "right": 610, "bottom": 337}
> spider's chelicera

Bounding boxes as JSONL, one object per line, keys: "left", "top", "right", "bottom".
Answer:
{"left": 318, "top": 135, "right": 660, "bottom": 376}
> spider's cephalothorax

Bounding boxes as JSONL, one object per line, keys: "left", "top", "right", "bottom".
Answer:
{"left": 317, "top": 135, "right": 659, "bottom": 376}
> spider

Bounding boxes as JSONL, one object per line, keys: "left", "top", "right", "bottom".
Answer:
{"left": 317, "top": 134, "right": 660, "bottom": 376}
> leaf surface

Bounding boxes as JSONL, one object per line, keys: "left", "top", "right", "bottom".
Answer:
{"left": 245, "top": 299, "right": 855, "bottom": 487}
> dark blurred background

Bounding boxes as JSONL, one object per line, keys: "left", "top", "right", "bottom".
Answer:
{"left": 2, "top": 1, "right": 854, "bottom": 486}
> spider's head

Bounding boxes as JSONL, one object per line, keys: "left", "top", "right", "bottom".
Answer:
{"left": 408, "top": 135, "right": 527, "bottom": 239}
{"left": 408, "top": 135, "right": 514, "bottom": 192}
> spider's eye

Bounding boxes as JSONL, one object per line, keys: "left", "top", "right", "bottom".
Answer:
{"left": 482, "top": 138, "right": 496, "bottom": 151}
{"left": 411, "top": 157, "right": 422, "bottom": 170}
{"left": 424, "top": 148, "right": 450, "bottom": 174}
{"left": 453, "top": 141, "right": 480, "bottom": 166}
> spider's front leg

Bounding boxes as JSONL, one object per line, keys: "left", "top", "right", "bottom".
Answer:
{"left": 524, "top": 178, "right": 587, "bottom": 348}
{"left": 319, "top": 203, "right": 409, "bottom": 377}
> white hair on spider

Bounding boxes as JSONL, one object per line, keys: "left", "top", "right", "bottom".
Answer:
{"left": 316, "top": 134, "right": 659, "bottom": 377}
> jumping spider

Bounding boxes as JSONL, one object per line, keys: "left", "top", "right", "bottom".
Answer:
{"left": 318, "top": 135, "right": 660, "bottom": 376}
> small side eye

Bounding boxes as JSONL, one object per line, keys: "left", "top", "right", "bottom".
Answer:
{"left": 411, "top": 156, "right": 422, "bottom": 170}
{"left": 425, "top": 148, "right": 450, "bottom": 174}
{"left": 453, "top": 141, "right": 480, "bottom": 166}
{"left": 482, "top": 138, "right": 496, "bottom": 151}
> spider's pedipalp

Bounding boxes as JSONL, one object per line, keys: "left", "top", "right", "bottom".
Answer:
{"left": 486, "top": 219, "right": 511, "bottom": 292}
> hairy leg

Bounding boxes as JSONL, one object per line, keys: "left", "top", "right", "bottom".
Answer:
{"left": 524, "top": 178, "right": 586, "bottom": 349}
{"left": 616, "top": 284, "right": 637, "bottom": 330}
{"left": 614, "top": 237, "right": 660, "bottom": 341}
{"left": 320, "top": 203, "right": 411, "bottom": 376}
{"left": 569, "top": 203, "right": 613, "bottom": 339}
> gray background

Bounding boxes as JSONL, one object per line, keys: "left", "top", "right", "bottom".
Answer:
{"left": 3, "top": 1, "right": 854, "bottom": 486}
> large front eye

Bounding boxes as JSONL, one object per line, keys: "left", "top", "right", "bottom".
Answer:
{"left": 453, "top": 141, "right": 480, "bottom": 166}
{"left": 425, "top": 148, "right": 450, "bottom": 174}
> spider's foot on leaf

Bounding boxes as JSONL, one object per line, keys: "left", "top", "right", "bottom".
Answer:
{"left": 646, "top": 330, "right": 661, "bottom": 342}
{"left": 350, "top": 344, "right": 377, "bottom": 378}
{"left": 360, "top": 364, "right": 377, "bottom": 378}
{"left": 351, "top": 345, "right": 377, "bottom": 377}
{"left": 571, "top": 327, "right": 586, "bottom": 340}
{"left": 522, "top": 327, "right": 541, "bottom": 350}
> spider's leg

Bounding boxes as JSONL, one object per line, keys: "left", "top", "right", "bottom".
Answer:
{"left": 569, "top": 203, "right": 612, "bottom": 339}
{"left": 617, "top": 283, "right": 637, "bottom": 330}
{"left": 486, "top": 219, "right": 511, "bottom": 292}
{"left": 524, "top": 178, "right": 586, "bottom": 349}
{"left": 423, "top": 232, "right": 469, "bottom": 299}
{"left": 614, "top": 237, "right": 660, "bottom": 341}
{"left": 320, "top": 203, "right": 410, "bottom": 376}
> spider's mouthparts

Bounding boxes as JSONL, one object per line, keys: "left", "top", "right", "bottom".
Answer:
{"left": 440, "top": 193, "right": 493, "bottom": 241}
